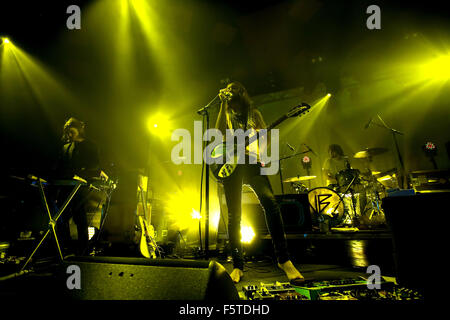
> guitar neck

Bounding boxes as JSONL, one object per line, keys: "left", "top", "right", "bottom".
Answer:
{"left": 267, "top": 114, "right": 289, "bottom": 131}
{"left": 243, "top": 114, "right": 288, "bottom": 148}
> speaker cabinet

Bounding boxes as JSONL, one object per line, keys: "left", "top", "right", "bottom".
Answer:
{"left": 101, "top": 169, "right": 140, "bottom": 244}
{"left": 60, "top": 256, "right": 239, "bottom": 300}
{"left": 275, "top": 193, "right": 312, "bottom": 233}
{"left": 382, "top": 192, "right": 449, "bottom": 293}
{"left": 243, "top": 193, "right": 311, "bottom": 234}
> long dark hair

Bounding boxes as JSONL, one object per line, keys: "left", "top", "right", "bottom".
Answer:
{"left": 62, "top": 117, "right": 86, "bottom": 142}
{"left": 229, "top": 81, "right": 253, "bottom": 112}
{"left": 226, "top": 81, "right": 257, "bottom": 129}
{"left": 328, "top": 144, "right": 344, "bottom": 157}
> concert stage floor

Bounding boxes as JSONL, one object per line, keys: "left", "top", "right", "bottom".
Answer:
{"left": 0, "top": 226, "right": 423, "bottom": 301}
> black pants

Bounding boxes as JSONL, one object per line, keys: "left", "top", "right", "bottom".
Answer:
{"left": 222, "top": 164, "right": 290, "bottom": 270}
{"left": 56, "top": 187, "right": 91, "bottom": 256}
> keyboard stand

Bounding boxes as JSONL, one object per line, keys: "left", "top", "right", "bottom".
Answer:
{"left": 20, "top": 177, "right": 86, "bottom": 272}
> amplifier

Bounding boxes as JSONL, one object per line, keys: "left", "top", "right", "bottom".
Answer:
{"left": 242, "top": 193, "right": 312, "bottom": 234}
{"left": 410, "top": 169, "right": 450, "bottom": 193}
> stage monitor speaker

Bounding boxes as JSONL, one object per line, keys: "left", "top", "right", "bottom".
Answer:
{"left": 59, "top": 256, "right": 239, "bottom": 300}
{"left": 382, "top": 192, "right": 449, "bottom": 294}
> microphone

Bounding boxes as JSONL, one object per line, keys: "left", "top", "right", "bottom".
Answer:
{"left": 286, "top": 143, "right": 295, "bottom": 151}
{"left": 303, "top": 143, "right": 317, "bottom": 156}
{"left": 223, "top": 91, "right": 233, "bottom": 101}
{"left": 364, "top": 117, "right": 373, "bottom": 129}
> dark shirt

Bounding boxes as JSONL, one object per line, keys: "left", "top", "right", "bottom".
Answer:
{"left": 55, "top": 139, "right": 100, "bottom": 179}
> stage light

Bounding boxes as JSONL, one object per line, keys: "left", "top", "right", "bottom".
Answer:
{"left": 424, "top": 141, "right": 436, "bottom": 151}
{"left": 241, "top": 225, "right": 255, "bottom": 244}
{"left": 327, "top": 93, "right": 331, "bottom": 97}
{"left": 3, "top": 38, "right": 10, "bottom": 44}
{"left": 191, "top": 209, "right": 201, "bottom": 220}
{"left": 88, "top": 227, "right": 96, "bottom": 240}
{"left": 147, "top": 113, "right": 172, "bottom": 137}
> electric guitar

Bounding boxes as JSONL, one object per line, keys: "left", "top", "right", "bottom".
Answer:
{"left": 137, "top": 186, "right": 157, "bottom": 259}
{"left": 210, "top": 103, "right": 311, "bottom": 182}
{"left": 138, "top": 215, "right": 157, "bottom": 259}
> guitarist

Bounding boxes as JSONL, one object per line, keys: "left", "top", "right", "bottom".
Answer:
{"left": 215, "top": 81, "right": 304, "bottom": 284}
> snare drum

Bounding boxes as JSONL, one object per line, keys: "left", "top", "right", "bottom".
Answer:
{"left": 308, "top": 187, "right": 345, "bottom": 227}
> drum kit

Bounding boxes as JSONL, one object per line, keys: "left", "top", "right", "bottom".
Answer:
{"left": 283, "top": 147, "right": 391, "bottom": 230}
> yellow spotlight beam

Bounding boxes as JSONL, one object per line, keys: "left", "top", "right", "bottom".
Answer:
{"left": 0, "top": 40, "right": 81, "bottom": 130}
{"left": 283, "top": 92, "right": 332, "bottom": 137}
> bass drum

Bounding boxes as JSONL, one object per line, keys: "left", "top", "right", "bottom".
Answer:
{"left": 307, "top": 187, "right": 345, "bottom": 227}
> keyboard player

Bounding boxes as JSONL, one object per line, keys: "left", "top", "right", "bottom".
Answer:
{"left": 53, "top": 117, "right": 102, "bottom": 256}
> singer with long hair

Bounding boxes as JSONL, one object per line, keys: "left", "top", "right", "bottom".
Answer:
{"left": 215, "top": 81, "right": 304, "bottom": 284}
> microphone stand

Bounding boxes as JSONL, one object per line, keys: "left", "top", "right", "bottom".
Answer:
{"left": 278, "top": 149, "right": 311, "bottom": 194}
{"left": 370, "top": 114, "right": 406, "bottom": 189}
{"left": 196, "top": 94, "right": 220, "bottom": 258}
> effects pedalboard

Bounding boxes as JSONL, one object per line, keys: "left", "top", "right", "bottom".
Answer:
{"left": 242, "top": 282, "right": 309, "bottom": 300}
{"left": 242, "top": 277, "right": 398, "bottom": 301}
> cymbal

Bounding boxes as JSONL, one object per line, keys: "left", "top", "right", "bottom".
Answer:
{"left": 372, "top": 168, "right": 397, "bottom": 177}
{"left": 284, "top": 175, "right": 317, "bottom": 183}
{"left": 354, "top": 147, "right": 389, "bottom": 159}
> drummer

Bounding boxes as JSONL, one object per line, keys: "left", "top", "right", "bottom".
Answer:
{"left": 322, "top": 144, "right": 350, "bottom": 187}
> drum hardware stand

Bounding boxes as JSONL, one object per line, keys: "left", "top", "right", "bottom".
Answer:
{"left": 334, "top": 175, "right": 359, "bottom": 227}
{"left": 292, "top": 182, "right": 308, "bottom": 194}
{"left": 365, "top": 188, "right": 385, "bottom": 223}
{"left": 368, "top": 114, "right": 406, "bottom": 189}
{"left": 20, "top": 177, "right": 85, "bottom": 272}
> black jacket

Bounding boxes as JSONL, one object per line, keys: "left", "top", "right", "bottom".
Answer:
{"left": 55, "top": 139, "right": 100, "bottom": 179}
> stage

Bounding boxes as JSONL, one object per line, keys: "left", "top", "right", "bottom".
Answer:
{"left": 1, "top": 0, "right": 448, "bottom": 309}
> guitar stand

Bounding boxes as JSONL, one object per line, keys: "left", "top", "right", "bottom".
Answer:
{"left": 20, "top": 177, "right": 85, "bottom": 272}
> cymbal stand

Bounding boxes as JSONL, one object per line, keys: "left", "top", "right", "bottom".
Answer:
{"left": 370, "top": 114, "right": 406, "bottom": 189}
{"left": 365, "top": 186, "right": 385, "bottom": 222}
{"left": 278, "top": 149, "right": 310, "bottom": 194}
{"left": 20, "top": 178, "right": 84, "bottom": 272}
